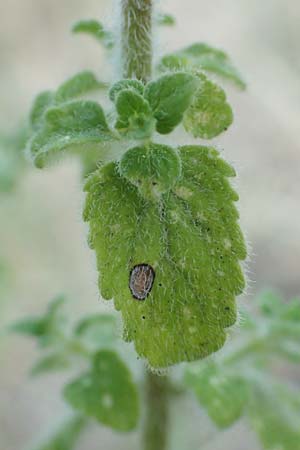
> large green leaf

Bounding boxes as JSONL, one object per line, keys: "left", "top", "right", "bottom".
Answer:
{"left": 63, "top": 350, "right": 139, "bottom": 431}
{"left": 83, "top": 145, "right": 246, "bottom": 368}
{"left": 183, "top": 73, "right": 233, "bottom": 139}
{"left": 144, "top": 72, "right": 199, "bottom": 134}
{"left": 184, "top": 363, "right": 249, "bottom": 427}
{"left": 159, "top": 42, "right": 246, "bottom": 89}
{"left": 27, "top": 100, "right": 114, "bottom": 168}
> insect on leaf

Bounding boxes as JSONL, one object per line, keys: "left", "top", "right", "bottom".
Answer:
{"left": 84, "top": 145, "right": 247, "bottom": 368}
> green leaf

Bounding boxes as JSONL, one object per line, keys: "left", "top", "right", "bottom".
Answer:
{"left": 257, "top": 290, "right": 284, "bottom": 316}
{"left": 159, "top": 43, "right": 246, "bottom": 89}
{"left": 119, "top": 143, "right": 181, "bottom": 199}
{"left": 156, "top": 13, "right": 176, "bottom": 26}
{"left": 72, "top": 20, "right": 114, "bottom": 49}
{"left": 30, "top": 91, "right": 54, "bottom": 131}
{"left": 248, "top": 384, "right": 300, "bottom": 450}
{"left": 55, "top": 71, "right": 107, "bottom": 103}
{"left": 145, "top": 72, "right": 198, "bottom": 134}
{"left": 31, "top": 415, "right": 87, "bottom": 450}
{"left": 74, "top": 314, "right": 119, "bottom": 351}
{"left": 83, "top": 145, "right": 246, "bottom": 368}
{"left": 30, "top": 353, "right": 70, "bottom": 376}
{"left": 109, "top": 79, "right": 144, "bottom": 102}
{"left": 184, "top": 363, "right": 249, "bottom": 427}
{"left": 27, "top": 100, "right": 113, "bottom": 168}
{"left": 63, "top": 350, "right": 139, "bottom": 431}
{"left": 183, "top": 73, "right": 233, "bottom": 139}
{"left": 9, "top": 317, "right": 46, "bottom": 337}
{"left": 115, "top": 89, "right": 155, "bottom": 138}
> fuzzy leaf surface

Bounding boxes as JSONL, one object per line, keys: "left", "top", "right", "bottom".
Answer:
{"left": 183, "top": 74, "right": 233, "bottom": 139}
{"left": 72, "top": 20, "right": 114, "bottom": 48}
{"left": 144, "top": 72, "right": 199, "bottom": 134}
{"left": 63, "top": 350, "right": 139, "bottom": 431}
{"left": 55, "top": 71, "right": 107, "bottom": 103}
{"left": 159, "top": 43, "right": 246, "bottom": 89}
{"left": 84, "top": 145, "right": 246, "bottom": 368}
{"left": 109, "top": 79, "right": 144, "bottom": 102}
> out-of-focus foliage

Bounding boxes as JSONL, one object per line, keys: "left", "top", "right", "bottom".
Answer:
{"left": 0, "top": 128, "right": 27, "bottom": 192}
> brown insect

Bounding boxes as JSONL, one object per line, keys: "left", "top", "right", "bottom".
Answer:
{"left": 129, "top": 264, "right": 155, "bottom": 300}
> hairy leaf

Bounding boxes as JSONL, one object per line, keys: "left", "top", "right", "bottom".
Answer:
{"left": 183, "top": 73, "right": 233, "bottom": 139}
{"left": 72, "top": 20, "right": 114, "bottom": 48}
{"left": 114, "top": 89, "right": 155, "bottom": 138}
{"left": 84, "top": 145, "right": 246, "bottom": 368}
{"left": 30, "top": 91, "right": 54, "bottom": 131}
{"left": 119, "top": 143, "right": 181, "bottom": 199}
{"left": 109, "top": 79, "right": 144, "bottom": 102}
{"left": 27, "top": 100, "right": 113, "bottom": 168}
{"left": 55, "top": 71, "right": 107, "bottom": 103}
{"left": 144, "top": 72, "right": 199, "bottom": 134}
{"left": 64, "top": 351, "right": 139, "bottom": 431}
{"left": 159, "top": 43, "right": 246, "bottom": 89}
{"left": 184, "top": 363, "right": 249, "bottom": 427}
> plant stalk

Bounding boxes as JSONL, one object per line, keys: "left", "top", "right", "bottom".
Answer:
{"left": 143, "top": 370, "right": 170, "bottom": 450}
{"left": 120, "top": 2, "right": 169, "bottom": 450}
{"left": 121, "top": 0, "right": 153, "bottom": 82}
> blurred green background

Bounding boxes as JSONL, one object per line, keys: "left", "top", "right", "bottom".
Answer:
{"left": 0, "top": 0, "right": 300, "bottom": 449}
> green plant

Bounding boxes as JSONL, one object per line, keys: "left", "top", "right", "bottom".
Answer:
{"left": 5, "top": 2, "right": 300, "bottom": 450}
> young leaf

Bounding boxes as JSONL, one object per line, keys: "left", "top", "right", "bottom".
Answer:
{"left": 156, "top": 13, "right": 176, "bottom": 26}
{"left": 63, "top": 350, "right": 139, "bottom": 431}
{"left": 159, "top": 43, "right": 246, "bottom": 89}
{"left": 184, "top": 363, "right": 249, "bottom": 427}
{"left": 31, "top": 415, "right": 87, "bottom": 450}
{"left": 144, "top": 72, "right": 199, "bottom": 134}
{"left": 74, "top": 314, "right": 119, "bottom": 351}
{"left": 84, "top": 145, "right": 246, "bottom": 368}
{"left": 28, "top": 100, "right": 113, "bottom": 168}
{"left": 55, "top": 71, "right": 107, "bottom": 103}
{"left": 30, "top": 353, "right": 70, "bottom": 376}
{"left": 109, "top": 79, "right": 144, "bottom": 102}
{"left": 114, "top": 89, "right": 155, "bottom": 139}
{"left": 72, "top": 20, "right": 114, "bottom": 49}
{"left": 119, "top": 143, "right": 181, "bottom": 199}
{"left": 183, "top": 73, "right": 233, "bottom": 139}
{"left": 30, "top": 91, "right": 54, "bottom": 131}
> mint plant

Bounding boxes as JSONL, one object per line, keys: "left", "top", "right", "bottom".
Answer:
{"left": 6, "top": 1, "right": 300, "bottom": 450}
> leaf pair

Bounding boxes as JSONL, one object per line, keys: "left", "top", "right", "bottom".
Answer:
{"left": 84, "top": 144, "right": 246, "bottom": 368}
{"left": 109, "top": 72, "right": 199, "bottom": 137}
{"left": 27, "top": 71, "right": 112, "bottom": 168}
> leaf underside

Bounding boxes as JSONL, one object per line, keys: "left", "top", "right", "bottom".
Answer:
{"left": 84, "top": 145, "right": 247, "bottom": 368}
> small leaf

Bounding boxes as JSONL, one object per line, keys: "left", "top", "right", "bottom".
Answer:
{"left": 30, "top": 353, "right": 70, "bottom": 376}
{"left": 145, "top": 72, "right": 198, "bottom": 134}
{"left": 55, "top": 71, "right": 107, "bottom": 103}
{"left": 183, "top": 73, "right": 233, "bottom": 139}
{"left": 109, "top": 79, "right": 144, "bottom": 102}
{"left": 74, "top": 314, "right": 119, "bottom": 351}
{"left": 159, "top": 43, "right": 246, "bottom": 89}
{"left": 31, "top": 415, "right": 87, "bottom": 450}
{"left": 119, "top": 143, "right": 181, "bottom": 199}
{"left": 72, "top": 20, "right": 114, "bottom": 49}
{"left": 63, "top": 350, "right": 139, "bottom": 431}
{"left": 156, "top": 13, "right": 176, "bottom": 26}
{"left": 185, "top": 363, "right": 249, "bottom": 427}
{"left": 9, "top": 317, "right": 46, "bottom": 337}
{"left": 84, "top": 145, "right": 246, "bottom": 368}
{"left": 28, "top": 100, "right": 113, "bottom": 168}
{"left": 115, "top": 89, "right": 155, "bottom": 138}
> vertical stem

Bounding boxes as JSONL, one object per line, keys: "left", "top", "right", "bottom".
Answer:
{"left": 121, "top": 0, "right": 153, "bottom": 82}
{"left": 120, "top": 3, "right": 169, "bottom": 449}
{"left": 143, "top": 370, "right": 170, "bottom": 450}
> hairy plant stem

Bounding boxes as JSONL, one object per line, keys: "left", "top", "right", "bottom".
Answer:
{"left": 121, "top": 0, "right": 153, "bottom": 82}
{"left": 121, "top": 2, "right": 170, "bottom": 450}
{"left": 143, "top": 370, "right": 170, "bottom": 450}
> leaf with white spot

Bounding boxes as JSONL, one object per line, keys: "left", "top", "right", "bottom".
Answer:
{"left": 63, "top": 351, "right": 139, "bottom": 431}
